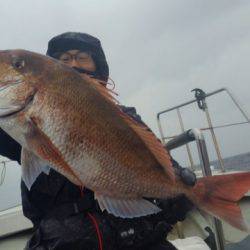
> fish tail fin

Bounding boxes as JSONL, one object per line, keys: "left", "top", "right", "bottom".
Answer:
{"left": 191, "top": 172, "right": 250, "bottom": 232}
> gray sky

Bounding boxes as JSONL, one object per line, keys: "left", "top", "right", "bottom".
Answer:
{"left": 0, "top": 0, "right": 250, "bottom": 164}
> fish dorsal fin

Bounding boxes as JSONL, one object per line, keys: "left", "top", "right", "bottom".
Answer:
{"left": 82, "top": 75, "right": 119, "bottom": 105}
{"left": 119, "top": 112, "right": 174, "bottom": 180}
{"left": 84, "top": 76, "right": 174, "bottom": 181}
{"left": 95, "top": 193, "right": 161, "bottom": 218}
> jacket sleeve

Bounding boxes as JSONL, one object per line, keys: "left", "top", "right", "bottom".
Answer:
{"left": 0, "top": 128, "right": 21, "bottom": 164}
{"left": 21, "top": 180, "right": 44, "bottom": 227}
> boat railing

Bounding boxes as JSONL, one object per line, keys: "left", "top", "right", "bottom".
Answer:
{"left": 157, "top": 87, "right": 250, "bottom": 172}
{"left": 157, "top": 88, "right": 250, "bottom": 250}
{"left": 165, "top": 128, "right": 224, "bottom": 249}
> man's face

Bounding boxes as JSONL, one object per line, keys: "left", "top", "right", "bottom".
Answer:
{"left": 58, "top": 50, "right": 96, "bottom": 72}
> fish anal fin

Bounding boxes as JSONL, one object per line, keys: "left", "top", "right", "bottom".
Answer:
{"left": 21, "top": 148, "right": 51, "bottom": 189}
{"left": 25, "top": 117, "right": 82, "bottom": 186}
{"left": 95, "top": 194, "right": 161, "bottom": 218}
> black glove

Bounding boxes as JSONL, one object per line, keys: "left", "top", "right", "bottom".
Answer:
{"left": 171, "top": 158, "right": 197, "bottom": 186}
{"left": 150, "top": 193, "right": 194, "bottom": 224}
{"left": 179, "top": 167, "right": 197, "bottom": 186}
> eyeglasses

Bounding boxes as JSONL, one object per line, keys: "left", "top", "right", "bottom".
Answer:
{"left": 53, "top": 51, "right": 93, "bottom": 64}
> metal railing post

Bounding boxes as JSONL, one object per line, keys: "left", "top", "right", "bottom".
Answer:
{"left": 176, "top": 109, "right": 195, "bottom": 170}
{"left": 157, "top": 88, "right": 250, "bottom": 250}
{"left": 166, "top": 128, "right": 225, "bottom": 250}
{"left": 190, "top": 129, "right": 225, "bottom": 250}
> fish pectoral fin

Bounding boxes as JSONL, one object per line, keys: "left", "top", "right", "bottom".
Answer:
{"left": 24, "top": 117, "right": 82, "bottom": 186}
{"left": 95, "top": 194, "right": 161, "bottom": 218}
{"left": 21, "top": 148, "right": 51, "bottom": 190}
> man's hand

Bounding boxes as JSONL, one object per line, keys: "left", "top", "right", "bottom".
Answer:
{"left": 179, "top": 167, "right": 197, "bottom": 186}
{"left": 171, "top": 158, "right": 197, "bottom": 186}
{"left": 152, "top": 158, "right": 196, "bottom": 223}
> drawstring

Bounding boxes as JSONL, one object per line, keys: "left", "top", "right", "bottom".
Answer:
{"left": 87, "top": 212, "right": 103, "bottom": 250}
{"left": 98, "top": 78, "right": 119, "bottom": 96}
{"left": 95, "top": 77, "right": 116, "bottom": 91}
{"left": 79, "top": 186, "right": 103, "bottom": 250}
{"left": 106, "top": 77, "right": 119, "bottom": 97}
{"left": 79, "top": 185, "right": 84, "bottom": 197}
{"left": 107, "top": 77, "right": 116, "bottom": 90}
{"left": 89, "top": 75, "right": 119, "bottom": 98}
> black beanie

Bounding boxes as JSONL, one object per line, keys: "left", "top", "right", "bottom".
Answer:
{"left": 46, "top": 32, "right": 109, "bottom": 82}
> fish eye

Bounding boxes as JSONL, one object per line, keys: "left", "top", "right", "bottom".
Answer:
{"left": 12, "top": 58, "right": 25, "bottom": 69}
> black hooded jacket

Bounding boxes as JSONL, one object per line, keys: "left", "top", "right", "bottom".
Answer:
{"left": 0, "top": 106, "right": 194, "bottom": 250}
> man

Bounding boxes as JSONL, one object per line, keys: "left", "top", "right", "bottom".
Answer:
{"left": 0, "top": 32, "right": 196, "bottom": 250}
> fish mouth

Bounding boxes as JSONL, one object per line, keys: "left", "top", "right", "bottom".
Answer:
{"left": 0, "top": 79, "right": 23, "bottom": 90}
{"left": 0, "top": 105, "right": 27, "bottom": 118}
{"left": 0, "top": 93, "right": 35, "bottom": 118}
{"left": 0, "top": 79, "right": 36, "bottom": 118}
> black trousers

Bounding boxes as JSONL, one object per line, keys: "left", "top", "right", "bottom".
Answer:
{"left": 24, "top": 213, "right": 177, "bottom": 250}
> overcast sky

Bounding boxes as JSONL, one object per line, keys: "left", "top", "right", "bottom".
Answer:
{"left": 0, "top": 0, "right": 250, "bottom": 166}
